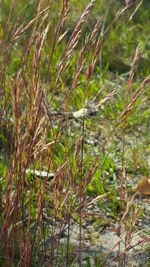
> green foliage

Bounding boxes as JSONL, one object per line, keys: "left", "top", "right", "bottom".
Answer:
{"left": 85, "top": 255, "right": 102, "bottom": 267}
{"left": 87, "top": 154, "right": 115, "bottom": 196}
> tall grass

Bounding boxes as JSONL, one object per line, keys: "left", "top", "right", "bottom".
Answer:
{"left": 0, "top": 0, "right": 150, "bottom": 266}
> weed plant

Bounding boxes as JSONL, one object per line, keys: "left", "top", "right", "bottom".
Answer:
{"left": 0, "top": 0, "right": 150, "bottom": 266}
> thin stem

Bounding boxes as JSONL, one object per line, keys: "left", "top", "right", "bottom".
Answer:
{"left": 79, "top": 116, "right": 85, "bottom": 266}
{"left": 66, "top": 218, "right": 70, "bottom": 267}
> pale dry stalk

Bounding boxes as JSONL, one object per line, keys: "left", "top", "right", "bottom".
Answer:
{"left": 54, "top": 0, "right": 96, "bottom": 90}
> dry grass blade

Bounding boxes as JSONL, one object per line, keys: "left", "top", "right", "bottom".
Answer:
{"left": 64, "top": 0, "right": 96, "bottom": 54}
{"left": 129, "top": 0, "right": 143, "bottom": 21}
{"left": 10, "top": 6, "right": 51, "bottom": 42}
{"left": 110, "top": 236, "right": 150, "bottom": 264}
{"left": 55, "top": 0, "right": 96, "bottom": 89}
{"left": 45, "top": 0, "right": 70, "bottom": 81}
{"left": 126, "top": 44, "right": 140, "bottom": 106}
{"left": 119, "top": 73, "right": 150, "bottom": 124}
{"left": 87, "top": 5, "right": 130, "bottom": 79}
{"left": 72, "top": 18, "right": 102, "bottom": 88}
{"left": 84, "top": 193, "right": 108, "bottom": 207}
{"left": 60, "top": 0, "right": 70, "bottom": 28}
